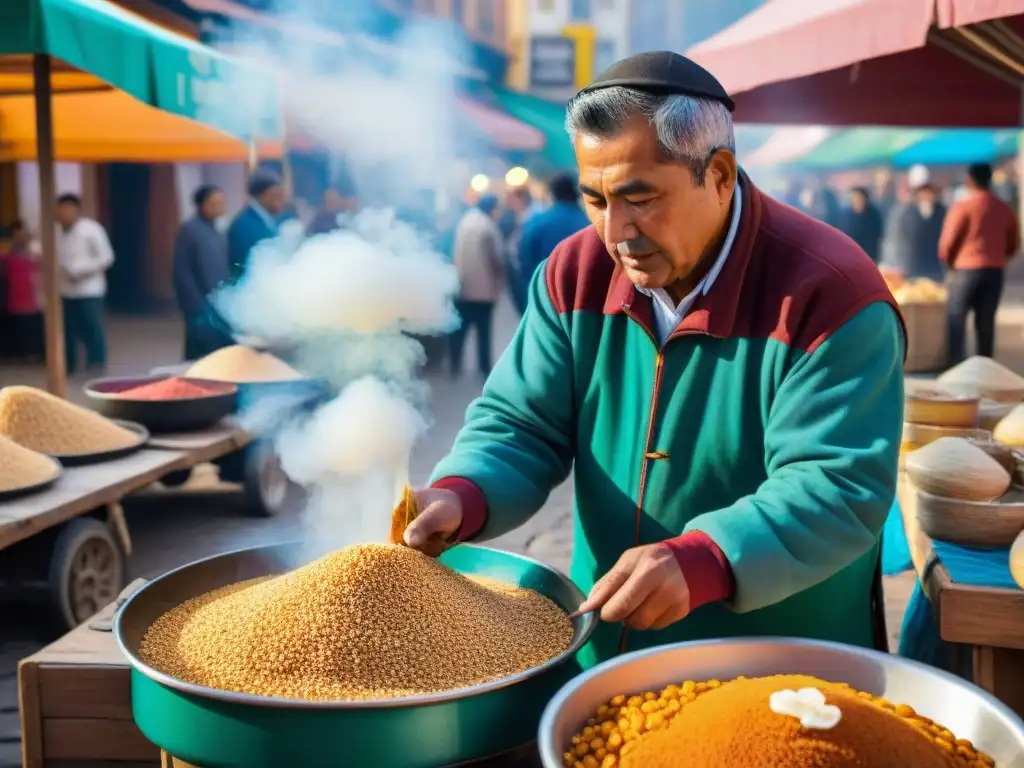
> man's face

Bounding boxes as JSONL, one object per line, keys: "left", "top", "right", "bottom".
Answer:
{"left": 10, "top": 227, "right": 28, "bottom": 248}
{"left": 850, "top": 191, "right": 867, "bottom": 213}
{"left": 202, "top": 191, "right": 226, "bottom": 220}
{"left": 575, "top": 117, "right": 736, "bottom": 294}
{"left": 56, "top": 202, "right": 79, "bottom": 229}
{"left": 258, "top": 184, "right": 286, "bottom": 215}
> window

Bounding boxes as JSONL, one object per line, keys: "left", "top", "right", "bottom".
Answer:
{"left": 570, "top": 0, "right": 591, "bottom": 21}
{"left": 452, "top": 0, "right": 465, "bottom": 22}
{"left": 594, "top": 39, "right": 616, "bottom": 73}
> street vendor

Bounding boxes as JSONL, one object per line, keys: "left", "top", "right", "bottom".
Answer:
{"left": 406, "top": 52, "right": 906, "bottom": 669}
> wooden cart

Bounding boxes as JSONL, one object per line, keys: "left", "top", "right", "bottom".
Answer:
{"left": 0, "top": 425, "right": 283, "bottom": 632}
{"left": 898, "top": 476, "right": 1024, "bottom": 717}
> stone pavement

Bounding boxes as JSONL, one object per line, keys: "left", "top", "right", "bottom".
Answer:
{"left": 0, "top": 288, "right": 1016, "bottom": 767}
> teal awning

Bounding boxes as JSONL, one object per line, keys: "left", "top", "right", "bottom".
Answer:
{"left": 892, "top": 129, "right": 1019, "bottom": 168}
{"left": 493, "top": 88, "right": 576, "bottom": 170}
{"left": 796, "top": 129, "right": 934, "bottom": 169}
{"left": 0, "top": 0, "right": 281, "bottom": 141}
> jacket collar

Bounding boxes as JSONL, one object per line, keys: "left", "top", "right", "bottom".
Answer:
{"left": 603, "top": 170, "right": 762, "bottom": 343}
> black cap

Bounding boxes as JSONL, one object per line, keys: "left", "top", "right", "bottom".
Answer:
{"left": 577, "top": 51, "right": 735, "bottom": 112}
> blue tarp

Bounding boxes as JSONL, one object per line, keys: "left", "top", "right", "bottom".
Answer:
{"left": 893, "top": 129, "right": 1019, "bottom": 168}
{"left": 885, "top": 497, "right": 1021, "bottom": 667}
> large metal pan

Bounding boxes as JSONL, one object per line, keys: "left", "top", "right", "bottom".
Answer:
{"left": 538, "top": 637, "right": 1024, "bottom": 767}
{"left": 116, "top": 542, "right": 594, "bottom": 768}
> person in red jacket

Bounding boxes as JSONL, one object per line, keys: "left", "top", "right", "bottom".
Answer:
{"left": 4, "top": 220, "right": 43, "bottom": 361}
{"left": 939, "top": 162, "right": 1020, "bottom": 363}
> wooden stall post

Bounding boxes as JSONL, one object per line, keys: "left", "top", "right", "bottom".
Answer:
{"left": 246, "top": 137, "right": 258, "bottom": 177}
{"left": 32, "top": 54, "right": 67, "bottom": 398}
{"left": 280, "top": 119, "right": 294, "bottom": 199}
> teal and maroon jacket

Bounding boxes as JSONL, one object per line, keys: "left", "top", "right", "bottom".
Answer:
{"left": 431, "top": 178, "right": 906, "bottom": 669}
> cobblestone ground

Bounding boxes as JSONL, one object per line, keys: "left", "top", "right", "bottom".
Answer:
{"left": 3, "top": 289, "right": 1024, "bottom": 766}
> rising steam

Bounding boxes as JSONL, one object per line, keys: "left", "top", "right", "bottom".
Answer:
{"left": 206, "top": 1, "right": 472, "bottom": 550}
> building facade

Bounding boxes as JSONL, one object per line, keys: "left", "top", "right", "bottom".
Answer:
{"left": 505, "top": 0, "right": 631, "bottom": 101}
{"left": 629, "top": 0, "right": 765, "bottom": 56}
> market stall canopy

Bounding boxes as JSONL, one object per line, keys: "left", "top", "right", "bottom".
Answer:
{"left": 892, "top": 128, "right": 1019, "bottom": 167}
{"left": 279, "top": 70, "right": 545, "bottom": 155}
{"left": 181, "top": 0, "right": 486, "bottom": 82}
{"left": 0, "top": 0, "right": 281, "bottom": 141}
{"left": 492, "top": 89, "right": 576, "bottom": 170}
{"left": 743, "top": 126, "right": 832, "bottom": 168}
{"left": 795, "top": 129, "right": 934, "bottom": 169}
{"left": 0, "top": 90, "right": 281, "bottom": 162}
{"left": 456, "top": 96, "right": 546, "bottom": 152}
{"left": 686, "top": 0, "right": 1024, "bottom": 126}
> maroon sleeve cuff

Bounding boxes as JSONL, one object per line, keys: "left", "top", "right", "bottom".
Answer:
{"left": 661, "top": 531, "right": 735, "bottom": 611}
{"left": 430, "top": 477, "right": 488, "bottom": 542}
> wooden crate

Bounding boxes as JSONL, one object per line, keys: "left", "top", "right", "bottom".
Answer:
{"left": 162, "top": 742, "right": 544, "bottom": 767}
{"left": 902, "top": 300, "right": 948, "bottom": 373}
{"left": 18, "top": 596, "right": 159, "bottom": 768}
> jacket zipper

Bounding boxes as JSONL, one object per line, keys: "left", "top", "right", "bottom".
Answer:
{"left": 618, "top": 303, "right": 666, "bottom": 654}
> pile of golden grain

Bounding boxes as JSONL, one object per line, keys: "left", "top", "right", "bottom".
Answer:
{"left": 139, "top": 543, "right": 573, "bottom": 701}
{"left": 0, "top": 435, "right": 59, "bottom": 492}
{"left": 0, "top": 386, "right": 139, "bottom": 456}
{"left": 185, "top": 345, "right": 304, "bottom": 383}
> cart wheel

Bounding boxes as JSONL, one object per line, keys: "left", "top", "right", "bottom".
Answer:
{"left": 160, "top": 468, "right": 193, "bottom": 488}
{"left": 242, "top": 441, "right": 303, "bottom": 517}
{"left": 48, "top": 518, "right": 125, "bottom": 631}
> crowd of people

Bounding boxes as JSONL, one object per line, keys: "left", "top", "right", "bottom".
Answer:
{"left": 172, "top": 168, "right": 592, "bottom": 378}
{"left": 2, "top": 156, "right": 1018, "bottom": 376}
{"left": 0, "top": 194, "right": 115, "bottom": 374}
{"left": 784, "top": 161, "right": 1019, "bottom": 363}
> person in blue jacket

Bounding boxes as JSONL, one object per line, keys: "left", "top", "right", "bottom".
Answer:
{"left": 515, "top": 174, "right": 590, "bottom": 310}
{"left": 227, "top": 169, "right": 287, "bottom": 279}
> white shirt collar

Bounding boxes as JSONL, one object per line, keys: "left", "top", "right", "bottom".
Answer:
{"left": 637, "top": 182, "right": 743, "bottom": 343}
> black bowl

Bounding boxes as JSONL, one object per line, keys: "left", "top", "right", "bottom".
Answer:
{"left": 84, "top": 375, "right": 238, "bottom": 434}
{"left": 0, "top": 455, "right": 62, "bottom": 501}
{"left": 52, "top": 420, "right": 150, "bottom": 467}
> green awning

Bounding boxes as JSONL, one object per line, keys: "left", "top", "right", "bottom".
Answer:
{"left": 493, "top": 88, "right": 576, "bottom": 170}
{"left": 0, "top": 0, "right": 281, "bottom": 140}
{"left": 797, "top": 128, "right": 935, "bottom": 169}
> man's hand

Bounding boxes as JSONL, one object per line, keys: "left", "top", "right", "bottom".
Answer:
{"left": 403, "top": 487, "right": 463, "bottom": 558}
{"left": 575, "top": 544, "right": 691, "bottom": 631}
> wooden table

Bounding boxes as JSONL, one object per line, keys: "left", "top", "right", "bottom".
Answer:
{"left": 0, "top": 424, "right": 251, "bottom": 550}
{"left": 898, "top": 475, "right": 1024, "bottom": 716}
{"left": 164, "top": 744, "right": 543, "bottom": 768}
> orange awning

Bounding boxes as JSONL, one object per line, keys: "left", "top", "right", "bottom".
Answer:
{"left": 0, "top": 89, "right": 281, "bottom": 162}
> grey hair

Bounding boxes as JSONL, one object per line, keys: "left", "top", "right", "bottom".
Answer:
{"left": 564, "top": 87, "right": 735, "bottom": 186}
